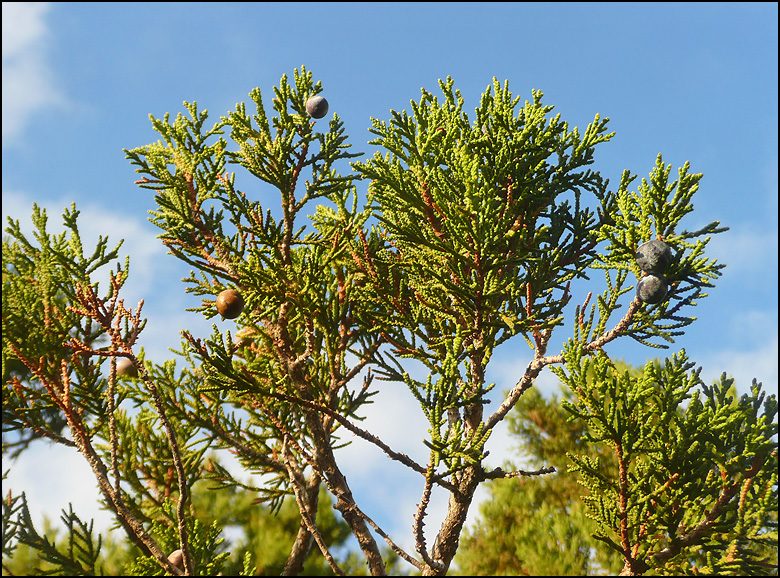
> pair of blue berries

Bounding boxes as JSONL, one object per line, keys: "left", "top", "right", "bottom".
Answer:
{"left": 635, "top": 240, "right": 673, "bottom": 304}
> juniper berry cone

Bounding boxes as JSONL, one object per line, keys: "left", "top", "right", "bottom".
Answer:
{"left": 216, "top": 289, "right": 245, "bottom": 319}
{"left": 636, "top": 274, "right": 668, "bottom": 304}
{"left": 116, "top": 358, "right": 138, "bottom": 378}
{"left": 635, "top": 239, "right": 673, "bottom": 274}
{"left": 306, "top": 95, "right": 329, "bottom": 119}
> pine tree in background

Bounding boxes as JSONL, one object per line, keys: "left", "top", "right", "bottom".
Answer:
{"left": 3, "top": 67, "right": 777, "bottom": 575}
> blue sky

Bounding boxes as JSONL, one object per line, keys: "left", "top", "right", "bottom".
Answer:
{"left": 3, "top": 1, "right": 777, "bottom": 567}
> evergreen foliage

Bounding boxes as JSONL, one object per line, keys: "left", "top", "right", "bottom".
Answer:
{"left": 556, "top": 352, "right": 777, "bottom": 575}
{"left": 456, "top": 361, "right": 778, "bottom": 575}
{"left": 3, "top": 67, "right": 776, "bottom": 575}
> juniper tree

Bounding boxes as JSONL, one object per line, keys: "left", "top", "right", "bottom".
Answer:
{"left": 2, "top": 67, "right": 777, "bottom": 576}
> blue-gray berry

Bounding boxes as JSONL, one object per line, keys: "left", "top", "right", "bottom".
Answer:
{"left": 305, "top": 95, "right": 329, "bottom": 119}
{"left": 635, "top": 240, "right": 673, "bottom": 274}
{"left": 636, "top": 274, "right": 668, "bottom": 304}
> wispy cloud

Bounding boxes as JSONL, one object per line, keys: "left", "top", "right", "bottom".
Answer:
{"left": 3, "top": 439, "right": 116, "bottom": 536}
{"left": 2, "top": 2, "right": 66, "bottom": 145}
{"left": 706, "top": 225, "right": 778, "bottom": 282}
{"left": 697, "top": 328, "right": 779, "bottom": 396}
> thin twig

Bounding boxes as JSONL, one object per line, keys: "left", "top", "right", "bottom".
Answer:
{"left": 480, "top": 465, "right": 556, "bottom": 480}
{"left": 413, "top": 467, "right": 446, "bottom": 573}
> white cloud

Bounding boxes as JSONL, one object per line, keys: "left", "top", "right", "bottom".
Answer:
{"left": 686, "top": 308, "right": 779, "bottom": 397}
{"left": 3, "top": 440, "right": 115, "bottom": 535}
{"left": 1, "top": 2, "right": 47, "bottom": 58}
{"left": 725, "top": 308, "right": 779, "bottom": 348}
{"left": 704, "top": 225, "right": 778, "bottom": 280}
{"left": 2, "top": 2, "right": 66, "bottom": 144}
{"left": 697, "top": 332, "right": 779, "bottom": 397}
